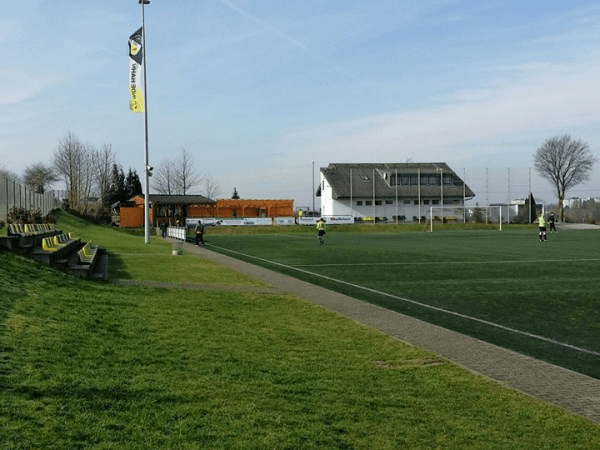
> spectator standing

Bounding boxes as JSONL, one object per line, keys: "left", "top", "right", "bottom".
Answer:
{"left": 194, "top": 220, "right": 205, "bottom": 246}
{"left": 548, "top": 213, "right": 557, "bottom": 233}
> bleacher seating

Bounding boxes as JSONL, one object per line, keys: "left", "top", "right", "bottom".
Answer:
{"left": 32, "top": 232, "right": 80, "bottom": 265}
{"left": 9, "top": 223, "right": 56, "bottom": 236}
{"left": 1, "top": 223, "right": 107, "bottom": 280}
{"left": 66, "top": 241, "right": 104, "bottom": 278}
{"left": 2, "top": 223, "right": 60, "bottom": 252}
{"left": 78, "top": 242, "right": 98, "bottom": 264}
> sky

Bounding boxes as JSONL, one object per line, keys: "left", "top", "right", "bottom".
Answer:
{"left": 2, "top": 0, "right": 600, "bottom": 208}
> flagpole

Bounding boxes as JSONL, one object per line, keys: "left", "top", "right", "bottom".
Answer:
{"left": 140, "top": 0, "right": 151, "bottom": 243}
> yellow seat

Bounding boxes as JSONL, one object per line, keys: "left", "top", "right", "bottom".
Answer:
{"left": 78, "top": 243, "right": 96, "bottom": 263}
{"left": 53, "top": 235, "right": 67, "bottom": 247}
{"left": 43, "top": 237, "right": 58, "bottom": 252}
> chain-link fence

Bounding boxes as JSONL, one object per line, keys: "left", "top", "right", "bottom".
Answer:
{"left": 0, "top": 175, "right": 63, "bottom": 223}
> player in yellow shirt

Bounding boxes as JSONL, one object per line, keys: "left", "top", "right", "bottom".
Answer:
{"left": 316, "top": 218, "right": 326, "bottom": 245}
{"left": 536, "top": 213, "right": 547, "bottom": 242}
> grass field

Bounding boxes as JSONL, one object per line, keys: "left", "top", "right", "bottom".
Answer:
{"left": 204, "top": 226, "right": 600, "bottom": 379}
{"left": 2, "top": 215, "right": 600, "bottom": 448}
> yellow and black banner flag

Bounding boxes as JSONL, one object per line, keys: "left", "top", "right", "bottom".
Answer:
{"left": 128, "top": 27, "right": 144, "bottom": 112}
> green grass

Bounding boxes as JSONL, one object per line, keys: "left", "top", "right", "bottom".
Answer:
{"left": 54, "top": 212, "right": 263, "bottom": 286}
{"left": 1, "top": 215, "right": 600, "bottom": 448}
{"left": 205, "top": 227, "right": 600, "bottom": 379}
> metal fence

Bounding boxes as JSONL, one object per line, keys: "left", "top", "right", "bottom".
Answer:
{"left": 0, "top": 175, "right": 63, "bottom": 223}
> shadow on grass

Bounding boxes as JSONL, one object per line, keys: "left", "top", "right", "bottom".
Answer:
{"left": 106, "top": 252, "right": 128, "bottom": 280}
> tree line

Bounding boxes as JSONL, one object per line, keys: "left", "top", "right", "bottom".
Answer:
{"left": 1, "top": 131, "right": 222, "bottom": 221}
{"left": 2, "top": 132, "right": 596, "bottom": 223}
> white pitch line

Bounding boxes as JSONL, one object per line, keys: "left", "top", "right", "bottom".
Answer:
{"left": 293, "top": 258, "right": 600, "bottom": 267}
{"left": 211, "top": 245, "right": 600, "bottom": 357}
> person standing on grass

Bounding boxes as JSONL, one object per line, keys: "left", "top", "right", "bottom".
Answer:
{"left": 316, "top": 218, "right": 326, "bottom": 245}
{"left": 536, "top": 213, "right": 547, "bottom": 242}
{"left": 548, "top": 212, "right": 557, "bottom": 233}
{"left": 194, "top": 220, "right": 205, "bottom": 246}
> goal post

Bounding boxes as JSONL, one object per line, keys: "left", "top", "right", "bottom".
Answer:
{"left": 429, "top": 205, "right": 503, "bottom": 232}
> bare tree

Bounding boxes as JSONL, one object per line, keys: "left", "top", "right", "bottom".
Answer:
{"left": 0, "top": 169, "right": 20, "bottom": 184}
{"left": 174, "top": 145, "right": 202, "bottom": 194}
{"left": 52, "top": 132, "right": 99, "bottom": 214}
{"left": 53, "top": 132, "right": 85, "bottom": 211}
{"left": 153, "top": 158, "right": 176, "bottom": 195}
{"left": 23, "top": 163, "right": 58, "bottom": 194}
{"left": 153, "top": 146, "right": 203, "bottom": 195}
{"left": 534, "top": 134, "right": 597, "bottom": 221}
{"left": 93, "top": 144, "right": 116, "bottom": 213}
{"left": 203, "top": 175, "right": 221, "bottom": 200}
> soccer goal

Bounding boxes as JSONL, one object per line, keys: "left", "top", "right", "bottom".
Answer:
{"left": 429, "top": 205, "right": 503, "bottom": 232}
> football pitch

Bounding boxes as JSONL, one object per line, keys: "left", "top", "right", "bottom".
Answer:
{"left": 206, "top": 227, "right": 600, "bottom": 379}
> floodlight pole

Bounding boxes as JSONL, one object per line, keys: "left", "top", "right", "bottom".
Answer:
{"left": 434, "top": 164, "right": 443, "bottom": 223}
{"left": 463, "top": 168, "right": 466, "bottom": 223}
{"left": 312, "top": 161, "right": 315, "bottom": 216}
{"left": 140, "top": 0, "right": 151, "bottom": 243}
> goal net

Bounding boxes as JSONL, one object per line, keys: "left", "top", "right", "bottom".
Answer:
{"left": 429, "top": 205, "right": 503, "bottom": 231}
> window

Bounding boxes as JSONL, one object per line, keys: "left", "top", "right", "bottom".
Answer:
{"left": 366, "top": 200, "right": 372, "bottom": 206}
{"left": 443, "top": 174, "right": 453, "bottom": 185}
{"left": 404, "top": 200, "right": 412, "bottom": 205}
{"left": 423, "top": 199, "right": 430, "bottom": 205}
{"left": 413, "top": 200, "right": 419, "bottom": 205}
{"left": 410, "top": 175, "right": 418, "bottom": 185}
{"left": 385, "top": 199, "right": 393, "bottom": 205}
{"left": 432, "top": 199, "right": 439, "bottom": 205}
{"left": 356, "top": 201, "right": 363, "bottom": 206}
{"left": 375, "top": 200, "right": 382, "bottom": 206}
{"left": 429, "top": 176, "right": 438, "bottom": 185}
{"left": 401, "top": 175, "right": 410, "bottom": 185}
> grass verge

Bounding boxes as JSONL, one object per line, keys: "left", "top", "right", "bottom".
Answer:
{"left": 1, "top": 215, "right": 599, "bottom": 448}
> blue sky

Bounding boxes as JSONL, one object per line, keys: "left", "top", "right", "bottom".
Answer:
{"left": 2, "top": 0, "right": 600, "bottom": 207}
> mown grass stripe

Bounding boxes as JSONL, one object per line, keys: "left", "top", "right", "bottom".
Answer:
{"left": 211, "top": 244, "right": 600, "bottom": 358}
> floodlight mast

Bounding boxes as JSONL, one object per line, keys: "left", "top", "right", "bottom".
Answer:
{"left": 140, "top": 0, "right": 151, "bottom": 243}
{"left": 312, "top": 161, "right": 315, "bottom": 216}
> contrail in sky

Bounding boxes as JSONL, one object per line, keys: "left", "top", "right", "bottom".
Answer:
{"left": 216, "top": 0, "right": 393, "bottom": 105}
{"left": 217, "top": 0, "right": 316, "bottom": 57}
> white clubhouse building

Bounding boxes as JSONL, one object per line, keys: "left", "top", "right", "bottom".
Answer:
{"left": 317, "top": 163, "right": 475, "bottom": 221}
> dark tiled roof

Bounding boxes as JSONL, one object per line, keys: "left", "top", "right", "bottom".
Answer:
{"left": 319, "top": 163, "right": 475, "bottom": 199}
{"left": 147, "top": 194, "right": 215, "bottom": 205}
